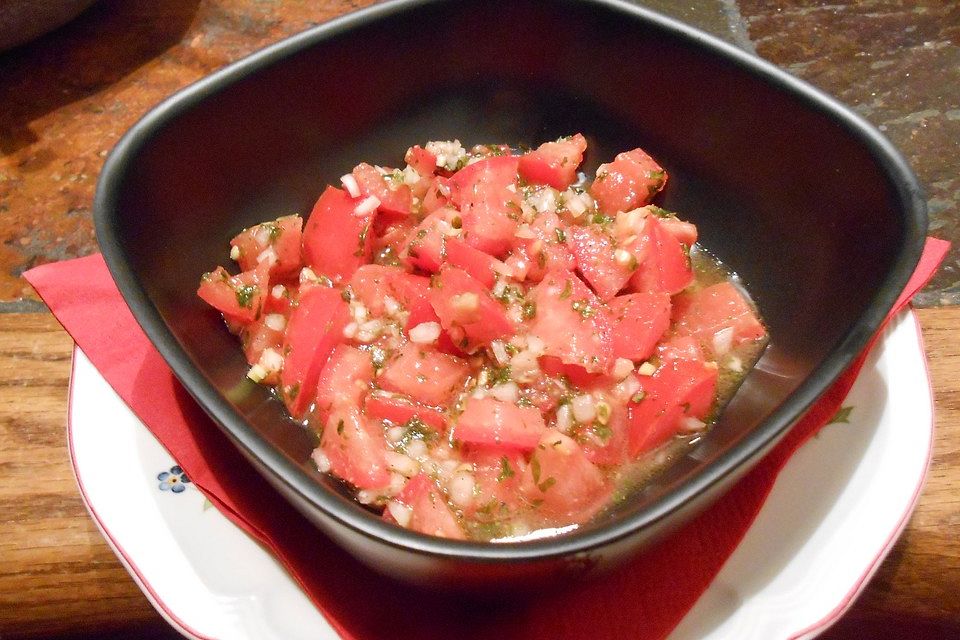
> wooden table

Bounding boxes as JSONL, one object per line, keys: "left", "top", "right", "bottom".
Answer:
{"left": 2, "top": 1, "right": 959, "bottom": 638}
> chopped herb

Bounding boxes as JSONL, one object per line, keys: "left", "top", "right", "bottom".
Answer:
{"left": 571, "top": 299, "right": 596, "bottom": 319}
{"left": 536, "top": 250, "right": 547, "bottom": 269}
{"left": 517, "top": 396, "right": 534, "bottom": 407}
{"left": 235, "top": 284, "right": 258, "bottom": 309}
{"left": 354, "top": 225, "right": 369, "bottom": 257}
{"left": 397, "top": 417, "right": 439, "bottom": 450}
{"left": 336, "top": 419, "right": 345, "bottom": 435}
{"left": 538, "top": 476, "right": 557, "bottom": 493}
{"left": 504, "top": 343, "right": 519, "bottom": 356}
{"left": 530, "top": 457, "right": 542, "bottom": 485}
{"left": 592, "top": 213, "right": 614, "bottom": 225}
{"left": 648, "top": 205, "right": 675, "bottom": 218}
{"left": 370, "top": 346, "right": 387, "bottom": 369}
{"left": 451, "top": 215, "right": 462, "bottom": 229}
{"left": 559, "top": 279, "right": 573, "bottom": 299}
{"left": 554, "top": 227, "right": 567, "bottom": 243}
{"left": 497, "top": 456, "right": 515, "bottom": 482}
{"left": 489, "top": 365, "right": 512, "bottom": 386}
{"left": 522, "top": 301, "right": 537, "bottom": 320}
{"left": 631, "top": 391, "right": 646, "bottom": 403}
{"left": 286, "top": 383, "right": 299, "bottom": 400}
{"left": 592, "top": 423, "right": 613, "bottom": 442}
{"left": 340, "top": 288, "right": 352, "bottom": 302}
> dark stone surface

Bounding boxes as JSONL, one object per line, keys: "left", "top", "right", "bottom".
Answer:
{"left": 1, "top": 0, "right": 956, "bottom": 309}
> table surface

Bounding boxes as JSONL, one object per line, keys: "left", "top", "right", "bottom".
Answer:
{"left": 1, "top": 1, "right": 959, "bottom": 638}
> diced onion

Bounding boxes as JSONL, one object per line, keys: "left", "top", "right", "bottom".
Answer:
{"left": 246, "top": 364, "right": 268, "bottom": 383}
{"left": 514, "top": 224, "right": 536, "bottom": 239}
{"left": 229, "top": 245, "right": 240, "bottom": 261}
{"left": 340, "top": 173, "right": 361, "bottom": 197}
{"left": 353, "top": 195, "right": 381, "bottom": 216}
{"left": 492, "top": 279, "right": 507, "bottom": 298}
{"left": 299, "top": 267, "right": 319, "bottom": 284}
{"left": 712, "top": 327, "right": 735, "bottom": 356}
{"left": 383, "top": 296, "right": 400, "bottom": 316}
{"left": 259, "top": 347, "right": 283, "bottom": 372}
{"left": 491, "top": 340, "right": 509, "bottom": 365}
{"left": 614, "top": 248, "right": 633, "bottom": 266}
{"left": 264, "top": 313, "right": 286, "bottom": 331}
{"left": 571, "top": 394, "right": 597, "bottom": 423}
{"left": 613, "top": 357, "right": 634, "bottom": 379}
{"left": 555, "top": 403, "right": 573, "bottom": 433}
{"left": 405, "top": 439, "right": 428, "bottom": 460}
{"left": 385, "top": 451, "right": 421, "bottom": 477}
{"left": 637, "top": 361, "right": 656, "bottom": 376}
{"left": 679, "top": 416, "right": 707, "bottom": 433}
{"left": 451, "top": 292, "right": 480, "bottom": 313}
{"left": 490, "top": 382, "right": 519, "bottom": 403}
{"left": 448, "top": 470, "right": 476, "bottom": 508}
{"left": 342, "top": 322, "right": 358, "bottom": 339}
{"left": 409, "top": 321, "right": 441, "bottom": 344}
{"left": 311, "top": 449, "right": 332, "bottom": 473}
{"left": 526, "top": 335, "right": 546, "bottom": 356}
{"left": 387, "top": 500, "right": 413, "bottom": 527}
{"left": 271, "top": 284, "right": 286, "bottom": 299}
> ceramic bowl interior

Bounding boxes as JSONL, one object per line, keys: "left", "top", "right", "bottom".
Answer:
{"left": 94, "top": 0, "right": 926, "bottom": 587}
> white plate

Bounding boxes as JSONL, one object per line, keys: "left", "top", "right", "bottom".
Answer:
{"left": 68, "top": 310, "right": 933, "bottom": 640}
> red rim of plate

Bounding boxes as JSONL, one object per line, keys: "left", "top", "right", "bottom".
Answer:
{"left": 65, "top": 310, "right": 934, "bottom": 640}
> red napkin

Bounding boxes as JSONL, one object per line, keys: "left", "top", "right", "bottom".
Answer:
{"left": 26, "top": 237, "right": 949, "bottom": 640}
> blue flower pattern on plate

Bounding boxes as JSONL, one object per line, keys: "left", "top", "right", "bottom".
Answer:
{"left": 158, "top": 465, "right": 192, "bottom": 493}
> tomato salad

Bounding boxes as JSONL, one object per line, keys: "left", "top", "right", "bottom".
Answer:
{"left": 197, "top": 135, "right": 767, "bottom": 541}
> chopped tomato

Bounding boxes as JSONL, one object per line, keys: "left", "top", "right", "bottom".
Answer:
{"left": 517, "top": 133, "right": 587, "bottom": 190}
{"left": 527, "top": 270, "right": 613, "bottom": 374}
{"left": 197, "top": 263, "right": 268, "bottom": 324}
{"left": 230, "top": 215, "right": 303, "bottom": 278}
{"left": 301, "top": 186, "right": 373, "bottom": 283}
{"left": 511, "top": 212, "right": 575, "bottom": 282}
{"left": 351, "top": 162, "right": 413, "bottom": 218}
{"left": 444, "top": 237, "right": 501, "bottom": 288}
{"left": 455, "top": 397, "right": 547, "bottom": 450}
{"left": 462, "top": 448, "right": 527, "bottom": 520}
{"left": 671, "top": 282, "right": 766, "bottom": 357}
{"left": 395, "top": 473, "right": 466, "bottom": 539}
{"left": 241, "top": 314, "right": 285, "bottom": 365}
{"left": 608, "top": 291, "right": 671, "bottom": 362}
{"left": 280, "top": 286, "right": 349, "bottom": 417}
{"left": 590, "top": 147, "right": 667, "bottom": 215}
{"left": 420, "top": 176, "right": 453, "bottom": 214}
{"left": 378, "top": 342, "right": 469, "bottom": 407}
{"left": 538, "top": 356, "right": 613, "bottom": 389}
{"left": 627, "top": 357, "right": 718, "bottom": 457}
{"left": 348, "top": 265, "right": 429, "bottom": 316}
{"left": 520, "top": 430, "right": 612, "bottom": 523}
{"left": 365, "top": 390, "right": 448, "bottom": 432}
{"left": 400, "top": 207, "right": 459, "bottom": 272}
{"left": 313, "top": 345, "right": 374, "bottom": 422}
{"left": 320, "top": 405, "right": 391, "bottom": 490}
{"left": 403, "top": 297, "right": 464, "bottom": 356}
{"left": 371, "top": 217, "right": 417, "bottom": 259}
{"left": 449, "top": 155, "right": 520, "bottom": 256}
{"left": 628, "top": 215, "right": 693, "bottom": 295}
{"left": 578, "top": 405, "right": 630, "bottom": 466}
{"left": 405, "top": 145, "right": 437, "bottom": 177}
{"left": 657, "top": 213, "right": 698, "bottom": 246}
{"left": 567, "top": 224, "right": 635, "bottom": 301}
{"left": 428, "top": 266, "right": 515, "bottom": 351}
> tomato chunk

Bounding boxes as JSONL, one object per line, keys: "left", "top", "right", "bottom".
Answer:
{"left": 444, "top": 237, "right": 501, "bottom": 289}
{"left": 455, "top": 397, "right": 547, "bottom": 450}
{"left": 365, "top": 390, "right": 448, "bottom": 432}
{"left": 590, "top": 147, "right": 667, "bottom": 215}
{"left": 230, "top": 215, "right": 303, "bottom": 279}
{"left": 320, "top": 405, "right": 391, "bottom": 490}
{"left": 378, "top": 343, "right": 469, "bottom": 407}
{"left": 395, "top": 474, "right": 466, "bottom": 539}
{"left": 314, "top": 345, "right": 374, "bottom": 422}
{"left": 628, "top": 215, "right": 693, "bottom": 295}
{"left": 527, "top": 270, "right": 613, "bottom": 374}
{"left": 671, "top": 281, "right": 766, "bottom": 358}
{"left": 567, "top": 224, "right": 635, "bottom": 301}
{"left": 428, "top": 266, "right": 515, "bottom": 351}
{"left": 608, "top": 291, "right": 671, "bottom": 362}
{"left": 351, "top": 162, "right": 413, "bottom": 218}
{"left": 280, "top": 286, "right": 349, "bottom": 417}
{"left": 301, "top": 186, "right": 374, "bottom": 283}
{"left": 449, "top": 155, "right": 520, "bottom": 256}
{"left": 517, "top": 133, "right": 587, "bottom": 190}
{"left": 510, "top": 212, "right": 575, "bottom": 283}
{"left": 405, "top": 145, "right": 437, "bottom": 177}
{"left": 348, "top": 265, "right": 430, "bottom": 316}
{"left": 462, "top": 449, "right": 527, "bottom": 520}
{"left": 627, "top": 357, "right": 718, "bottom": 457}
{"left": 197, "top": 263, "right": 268, "bottom": 324}
{"left": 401, "top": 207, "right": 460, "bottom": 273}
{"left": 520, "top": 430, "right": 612, "bottom": 523}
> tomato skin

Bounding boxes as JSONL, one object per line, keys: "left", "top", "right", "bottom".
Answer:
{"left": 627, "top": 357, "right": 718, "bottom": 457}
{"left": 628, "top": 215, "right": 693, "bottom": 295}
{"left": 364, "top": 391, "right": 448, "bottom": 432}
{"left": 527, "top": 269, "right": 614, "bottom": 374}
{"left": 520, "top": 430, "right": 612, "bottom": 523}
{"left": 301, "top": 186, "right": 374, "bottom": 283}
{"left": 395, "top": 473, "right": 466, "bottom": 539}
{"left": 517, "top": 133, "right": 587, "bottom": 190}
{"left": 320, "top": 405, "right": 391, "bottom": 490}
{"left": 230, "top": 215, "right": 304, "bottom": 278}
{"left": 280, "top": 286, "right": 349, "bottom": 417}
{"left": 567, "top": 224, "right": 635, "bottom": 301}
{"left": 449, "top": 155, "right": 521, "bottom": 256}
{"left": 608, "top": 291, "right": 671, "bottom": 362}
{"left": 671, "top": 281, "right": 766, "bottom": 358}
{"left": 351, "top": 162, "right": 413, "bottom": 218}
{"left": 405, "top": 145, "right": 437, "bottom": 177}
{"left": 455, "top": 397, "right": 547, "bottom": 450}
{"left": 428, "top": 266, "right": 515, "bottom": 351}
{"left": 590, "top": 147, "right": 667, "bottom": 215}
{"left": 313, "top": 345, "right": 374, "bottom": 423}
{"left": 197, "top": 263, "right": 269, "bottom": 324}
{"left": 378, "top": 343, "right": 469, "bottom": 407}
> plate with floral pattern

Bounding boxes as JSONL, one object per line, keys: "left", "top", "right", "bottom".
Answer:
{"left": 68, "top": 310, "right": 933, "bottom": 640}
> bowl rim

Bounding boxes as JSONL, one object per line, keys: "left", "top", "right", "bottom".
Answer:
{"left": 93, "top": 0, "right": 928, "bottom": 562}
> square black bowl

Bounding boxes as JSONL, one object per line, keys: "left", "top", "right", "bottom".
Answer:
{"left": 93, "top": 0, "right": 926, "bottom": 588}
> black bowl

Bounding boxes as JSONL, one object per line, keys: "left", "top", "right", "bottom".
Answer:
{"left": 93, "top": 0, "right": 926, "bottom": 588}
